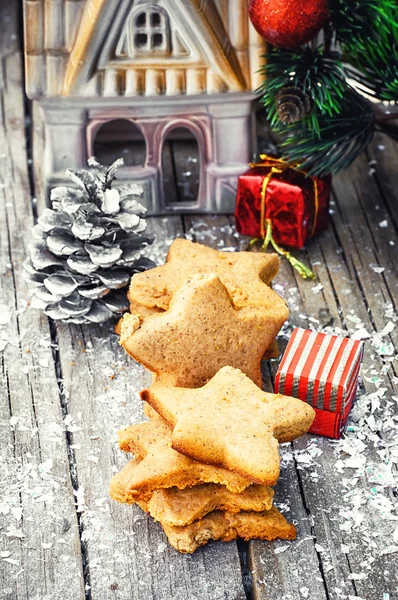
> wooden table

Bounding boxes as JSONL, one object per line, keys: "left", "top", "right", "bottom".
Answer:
{"left": 1, "top": 5, "right": 398, "bottom": 600}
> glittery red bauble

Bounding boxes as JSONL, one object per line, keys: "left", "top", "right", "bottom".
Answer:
{"left": 249, "top": 0, "right": 329, "bottom": 48}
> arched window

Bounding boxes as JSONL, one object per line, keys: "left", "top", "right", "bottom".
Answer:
{"left": 93, "top": 120, "right": 146, "bottom": 167}
{"left": 161, "top": 127, "right": 200, "bottom": 205}
{"left": 116, "top": 6, "right": 170, "bottom": 57}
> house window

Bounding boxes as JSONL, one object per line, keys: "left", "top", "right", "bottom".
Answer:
{"left": 132, "top": 7, "right": 170, "bottom": 55}
{"left": 93, "top": 120, "right": 146, "bottom": 167}
{"left": 162, "top": 127, "right": 200, "bottom": 205}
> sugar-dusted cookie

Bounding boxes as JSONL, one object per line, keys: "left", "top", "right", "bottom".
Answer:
{"left": 141, "top": 366, "right": 315, "bottom": 486}
{"left": 143, "top": 401, "right": 163, "bottom": 420}
{"left": 109, "top": 457, "right": 144, "bottom": 504}
{"left": 113, "top": 419, "right": 252, "bottom": 500}
{"left": 115, "top": 297, "right": 162, "bottom": 335}
{"left": 118, "top": 303, "right": 279, "bottom": 361}
{"left": 158, "top": 506, "right": 296, "bottom": 554}
{"left": 129, "top": 238, "right": 280, "bottom": 312}
{"left": 147, "top": 483, "right": 274, "bottom": 527}
{"left": 127, "top": 298, "right": 162, "bottom": 319}
{"left": 120, "top": 274, "right": 288, "bottom": 388}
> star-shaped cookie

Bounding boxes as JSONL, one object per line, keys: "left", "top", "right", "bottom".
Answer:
{"left": 141, "top": 366, "right": 315, "bottom": 486}
{"left": 128, "top": 238, "right": 281, "bottom": 312}
{"left": 143, "top": 505, "right": 296, "bottom": 554}
{"left": 110, "top": 419, "right": 252, "bottom": 502}
{"left": 120, "top": 274, "right": 288, "bottom": 388}
{"left": 147, "top": 482, "right": 274, "bottom": 527}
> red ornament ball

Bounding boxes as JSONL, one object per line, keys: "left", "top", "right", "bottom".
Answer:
{"left": 249, "top": 0, "right": 329, "bottom": 48}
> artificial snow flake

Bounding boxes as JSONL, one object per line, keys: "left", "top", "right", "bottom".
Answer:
{"left": 0, "top": 304, "right": 11, "bottom": 325}
{"left": 370, "top": 264, "right": 385, "bottom": 274}
{"left": 393, "top": 525, "right": 398, "bottom": 544}
{"left": 2, "top": 558, "right": 19, "bottom": 566}
{"left": 351, "top": 327, "right": 372, "bottom": 340}
{"left": 380, "top": 546, "right": 398, "bottom": 555}
{"left": 157, "top": 542, "right": 167, "bottom": 553}
{"left": 5, "top": 526, "right": 25, "bottom": 539}
{"left": 74, "top": 487, "right": 87, "bottom": 513}
{"left": 274, "top": 545, "right": 290, "bottom": 554}
{"left": 311, "top": 283, "right": 324, "bottom": 294}
{"left": 11, "top": 507, "right": 22, "bottom": 521}
{"left": 348, "top": 573, "right": 368, "bottom": 581}
{"left": 102, "top": 188, "right": 120, "bottom": 213}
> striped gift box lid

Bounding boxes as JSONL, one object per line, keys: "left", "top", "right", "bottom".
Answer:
{"left": 275, "top": 328, "right": 364, "bottom": 414}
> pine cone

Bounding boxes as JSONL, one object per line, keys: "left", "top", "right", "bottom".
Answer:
{"left": 23, "top": 158, "right": 155, "bottom": 324}
{"left": 276, "top": 86, "right": 312, "bottom": 124}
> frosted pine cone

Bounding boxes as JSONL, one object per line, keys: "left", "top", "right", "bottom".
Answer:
{"left": 23, "top": 158, "right": 155, "bottom": 324}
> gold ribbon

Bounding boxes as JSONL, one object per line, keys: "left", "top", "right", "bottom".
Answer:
{"left": 248, "top": 154, "right": 317, "bottom": 280}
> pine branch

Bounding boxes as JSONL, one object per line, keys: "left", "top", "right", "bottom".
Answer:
{"left": 343, "top": 42, "right": 398, "bottom": 101}
{"left": 330, "top": 0, "right": 398, "bottom": 101}
{"left": 257, "top": 0, "right": 397, "bottom": 177}
{"left": 258, "top": 46, "right": 347, "bottom": 132}
{"left": 329, "top": 0, "right": 397, "bottom": 48}
{"left": 275, "top": 90, "right": 375, "bottom": 177}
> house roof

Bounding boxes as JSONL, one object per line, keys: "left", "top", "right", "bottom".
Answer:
{"left": 23, "top": 0, "right": 266, "bottom": 98}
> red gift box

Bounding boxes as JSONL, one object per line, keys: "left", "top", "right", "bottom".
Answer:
{"left": 235, "top": 156, "right": 331, "bottom": 249}
{"left": 275, "top": 328, "right": 364, "bottom": 439}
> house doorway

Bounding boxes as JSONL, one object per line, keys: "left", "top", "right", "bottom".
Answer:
{"left": 161, "top": 127, "right": 200, "bottom": 206}
{"left": 93, "top": 119, "right": 146, "bottom": 167}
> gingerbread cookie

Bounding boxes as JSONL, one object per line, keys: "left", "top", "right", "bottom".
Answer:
{"left": 158, "top": 506, "right": 296, "bottom": 554}
{"left": 141, "top": 366, "right": 315, "bottom": 485}
{"left": 129, "top": 238, "right": 280, "bottom": 312}
{"left": 114, "top": 419, "right": 252, "bottom": 500}
{"left": 109, "top": 457, "right": 143, "bottom": 504}
{"left": 121, "top": 274, "right": 288, "bottom": 388}
{"left": 147, "top": 483, "right": 274, "bottom": 527}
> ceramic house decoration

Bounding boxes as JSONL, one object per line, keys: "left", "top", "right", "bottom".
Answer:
{"left": 23, "top": 0, "right": 266, "bottom": 214}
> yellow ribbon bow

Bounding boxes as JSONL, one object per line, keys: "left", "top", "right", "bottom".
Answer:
{"left": 248, "top": 154, "right": 318, "bottom": 280}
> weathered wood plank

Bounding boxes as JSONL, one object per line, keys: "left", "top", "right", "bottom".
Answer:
{"left": 0, "top": 7, "right": 84, "bottom": 597}
{"left": 250, "top": 451, "right": 330, "bottom": 600}
{"left": 54, "top": 215, "right": 247, "bottom": 600}
{"left": 318, "top": 170, "right": 397, "bottom": 600}
{"left": 250, "top": 147, "right": 398, "bottom": 600}
{"left": 331, "top": 154, "right": 398, "bottom": 361}
{"left": 285, "top": 261, "right": 397, "bottom": 600}
{"left": 259, "top": 253, "right": 359, "bottom": 600}
{"left": 183, "top": 215, "right": 329, "bottom": 600}
{"left": 367, "top": 133, "right": 398, "bottom": 228}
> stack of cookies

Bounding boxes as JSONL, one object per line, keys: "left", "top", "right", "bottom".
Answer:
{"left": 110, "top": 240, "right": 315, "bottom": 553}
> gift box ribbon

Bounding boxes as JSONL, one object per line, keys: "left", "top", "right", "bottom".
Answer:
{"left": 248, "top": 155, "right": 318, "bottom": 280}
{"left": 252, "top": 155, "right": 320, "bottom": 240}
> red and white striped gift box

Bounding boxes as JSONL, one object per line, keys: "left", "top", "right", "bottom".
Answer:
{"left": 275, "top": 328, "right": 364, "bottom": 439}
